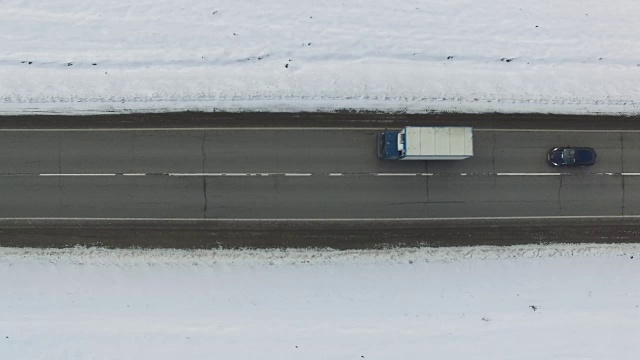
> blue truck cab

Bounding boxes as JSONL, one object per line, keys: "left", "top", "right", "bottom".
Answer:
{"left": 377, "top": 130, "right": 401, "bottom": 160}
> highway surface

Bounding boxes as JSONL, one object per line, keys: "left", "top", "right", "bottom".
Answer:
{"left": 1, "top": 128, "right": 639, "bottom": 219}
{"left": 2, "top": 112, "right": 640, "bottom": 248}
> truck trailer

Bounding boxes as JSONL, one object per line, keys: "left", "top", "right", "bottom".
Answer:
{"left": 376, "top": 126, "right": 473, "bottom": 160}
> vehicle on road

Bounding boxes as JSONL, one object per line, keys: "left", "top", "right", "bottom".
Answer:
{"left": 377, "top": 126, "right": 473, "bottom": 160}
{"left": 547, "top": 147, "right": 597, "bottom": 167}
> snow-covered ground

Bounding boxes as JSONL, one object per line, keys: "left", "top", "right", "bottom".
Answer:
{"left": 2, "top": 0, "right": 640, "bottom": 115}
{"left": 2, "top": 244, "right": 640, "bottom": 359}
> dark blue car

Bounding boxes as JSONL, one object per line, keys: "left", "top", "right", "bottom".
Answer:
{"left": 547, "top": 147, "right": 597, "bottom": 167}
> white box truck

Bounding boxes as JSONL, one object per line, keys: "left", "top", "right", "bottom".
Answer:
{"left": 376, "top": 126, "right": 473, "bottom": 160}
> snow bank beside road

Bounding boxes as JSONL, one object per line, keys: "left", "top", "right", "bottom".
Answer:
{"left": 3, "top": 243, "right": 640, "bottom": 266}
{"left": 2, "top": 244, "right": 640, "bottom": 359}
{"left": 1, "top": 0, "right": 639, "bottom": 115}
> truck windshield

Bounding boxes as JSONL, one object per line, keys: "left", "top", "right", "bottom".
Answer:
{"left": 376, "top": 134, "right": 385, "bottom": 159}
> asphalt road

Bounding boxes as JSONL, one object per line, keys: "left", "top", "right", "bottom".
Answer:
{"left": 2, "top": 112, "right": 640, "bottom": 248}
{"left": 1, "top": 128, "right": 639, "bottom": 219}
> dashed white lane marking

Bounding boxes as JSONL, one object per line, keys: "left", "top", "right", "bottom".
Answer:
{"left": 155, "top": 173, "right": 204, "bottom": 176}
{"left": 377, "top": 173, "right": 418, "bottom": 176}
{"left": 39, "top": 173, "right": 116, "bottom": 176}
{"left": 213, "top": 173, "right": 246, "bottom": 177}
{"left": 167, "top": 173, "right": 275, "bottom": 177}
{"left": 28, "top": 172, "right": 640, "bottom": 177}
{"left": 496, "top": 173, "right": 561, "bottom": 176}
{"left": 157, "top": 173, "right": 311, "bottom": 177}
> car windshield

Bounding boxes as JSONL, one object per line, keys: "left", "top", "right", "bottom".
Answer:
{"left": 562, "top": 148, "right": 576, "bottom": 164}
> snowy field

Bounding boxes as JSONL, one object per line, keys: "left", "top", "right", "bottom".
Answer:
{"left": 2, "top": 244, "right": 640, "bottom": 359}
{"left": 2, "top": 0, "right": 640, "bottom": 115}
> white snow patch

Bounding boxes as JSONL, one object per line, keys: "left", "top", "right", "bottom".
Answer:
{"left": 2, "top": 244, "right": 640, "bottom": 359}
{"left": 1, "top": 0, "right": 640, "bottom": 115}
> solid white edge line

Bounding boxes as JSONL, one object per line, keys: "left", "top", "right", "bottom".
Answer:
{"left": 476, "top": 129, "right": 640, "bottom": 133}
{"left": 0, "top": 128, "right": 639, "bottom": 133}
{"left": 26, "top": 172, "right": 640, "bottom": 177}
{"left": 2, "top": 215, "right": 640, "bottom": 221}
{"left": 0, "top": 127, "right": 386, "bottom": 132}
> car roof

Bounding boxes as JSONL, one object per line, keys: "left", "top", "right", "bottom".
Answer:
{"left": 573, "top": 147, "right": 596, "bottom": 162}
